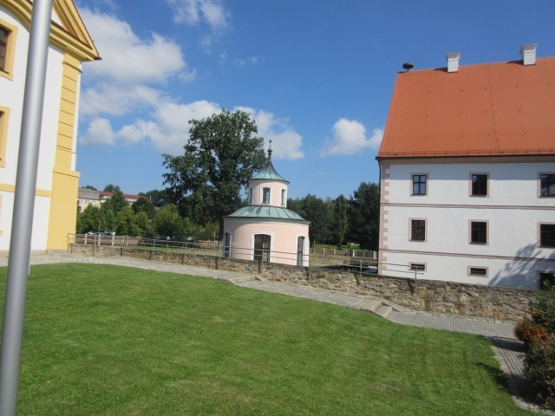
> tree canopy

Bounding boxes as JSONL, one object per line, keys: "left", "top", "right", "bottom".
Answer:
{"left": 162, "top": 109, "right": 267, "bottom": 237}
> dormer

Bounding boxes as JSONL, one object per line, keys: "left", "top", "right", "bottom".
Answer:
{"left": 248, "top": 142, "right": 289, "bottom": 207}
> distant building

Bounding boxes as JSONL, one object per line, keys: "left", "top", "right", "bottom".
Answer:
{"left": 0, "top": 0, "right": 99, "bottom": 252}
{"left": 377, "top": 45, "right": 555, "bottom": 290}
{"left": 223, "top": 145, "right": 310, "bottom": 266}
{"left": 77, "top": 188, "right": 147, "bottom": 212}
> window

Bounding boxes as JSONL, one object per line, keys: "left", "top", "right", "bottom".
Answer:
{"left": 471, "top": 174, "right": 488, "bottom": 196}
{"left": 254, "top": 234, "right": 271, "bottom": 262}
{"left": 469, "top": 267, "right": 487, "bottom": 276}
{"left": 470, "top": 221, "right": 487, "bottom": 244}
{"left": 411, "top": 219, "right": 426, "bottom": 241}
{"left": 281, "top": 189, "right": 286, "bottom": 206}
{"left": 0, "top": 27, "right": 7, "bottom": 71}
{"left": 540, "top": 174, "right": 555, "bottom": 197}
{"left": 412, "top": 175, "right": 427, "bottom": 195}
{"left": 296, "top": 236, "right": 305, "bottom": 266}
{"left": 540, "top": 224, "right": 555, "bottom": 248}
{"left": 0, "top": 20, "right": 17, "bottom": 80}
{"left": 223, "top": 232, "right": 231, "bottom": 258}
{"left": 262, "top": 187, "right": 270, "bottom": 204}
{"left": 409, "top": 263, "right": 425, "bottom": 271}
{"left": 247, "top": 188, "right": 253, "bottom": 204}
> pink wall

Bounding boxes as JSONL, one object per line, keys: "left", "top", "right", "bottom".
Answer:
{"left": 224, "top": 219, "right": 309, "bottom": 266}
{"left": 248, "top": 180, "right": 288, "bottom": 207}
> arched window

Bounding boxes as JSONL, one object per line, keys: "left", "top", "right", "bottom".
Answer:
{"left": 248, "top": 188, "right": 253, "bottom": 204}
{"left": 223, "top": 232, "right": 231, "bottom": 258}
{"left": 281, "top": 189, "right": 286, "bottom": 206}
{"left": 296, "top": 236, "right": 305, "bottom": 266}
{"left": 263, "top": 187, "right": 271, "bottom": 204}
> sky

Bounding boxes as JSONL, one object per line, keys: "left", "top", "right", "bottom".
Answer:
{"left": 74, "top": 0, "right": 555, "bottom": 200}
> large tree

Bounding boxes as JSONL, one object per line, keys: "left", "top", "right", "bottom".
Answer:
{"left": 348, "top": 182, "right": 380, "bottom": 251}
{"left": 162, "top": 109, "right": 267, "bottom": 237}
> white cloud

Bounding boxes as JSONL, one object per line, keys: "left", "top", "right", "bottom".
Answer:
{"left": 80, "top": 100, "right": 222, "bottom": 153}
{"left": 79, "top": 9, "right": 193, "bottom": 119}
{"left": 320, "top": 119, "right": 383, "bottom": 156}
{"left": 167, "top": 0, "right": 229, "bottom": 30}
{"left": 80, "top": 10, "right": 188, "bottom": 85}
{"left": 236, "top": 107, "right": 304, "bottom": 160}
{"left": 80, "top": 101, "right": 305, "bottom": 160}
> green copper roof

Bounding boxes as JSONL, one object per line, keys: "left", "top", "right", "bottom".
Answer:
{"left": 251, "top": 144, "right": 289, "bottom": 183}
{"left": 226, "top": 205, "right": 307, "bottom": 221}
{"left": 251, "top": 159, "right": 289, "bottom": 183}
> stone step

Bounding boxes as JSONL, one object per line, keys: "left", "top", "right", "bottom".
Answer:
{"left": 376, "top": 304, "right": 393, "bottom": 319}
{"left": 227, "top": 275, "right": 257, "bottom": 284}
{"left": 361, "top": 299, "right": 381, "bottom": 313}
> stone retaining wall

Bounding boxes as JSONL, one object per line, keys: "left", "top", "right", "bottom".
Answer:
{"left": 69, "top": 244, "right": 537, "bottom": 321}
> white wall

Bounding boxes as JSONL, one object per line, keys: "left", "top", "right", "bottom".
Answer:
{"left": 0, "top": 8, "right": 64, "bottom": 251}
{"left": 380, "top": 158, "right": 555, "bottom": 289}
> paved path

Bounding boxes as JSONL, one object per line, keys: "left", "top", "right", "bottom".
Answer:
{"left": 0, "top": 252, "right": 548, "bottom": 413}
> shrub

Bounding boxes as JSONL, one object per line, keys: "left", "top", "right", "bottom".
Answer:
{"left": 515, "top": 319, "right": 548, "bottom": 346}
{"left": 525, "top": 338, "right": 555, "bottom": 410}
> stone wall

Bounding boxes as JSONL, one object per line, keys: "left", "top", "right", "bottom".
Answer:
{"left": 69, "top": 244, "right": 537, "bottom": 321}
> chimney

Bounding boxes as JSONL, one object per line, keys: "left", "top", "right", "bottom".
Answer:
{"left": 447, "top": 52, "right": 460, "bottom": 73}
{"left": 520, "top": 44, "right": 537, "bottom": 66}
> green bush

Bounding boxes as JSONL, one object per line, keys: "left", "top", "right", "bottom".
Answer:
{"left": 525, "top": 338, "right": 555, "bottom": 410}
{"left": 517, "top": 290, "right": 555, "bottom": 409}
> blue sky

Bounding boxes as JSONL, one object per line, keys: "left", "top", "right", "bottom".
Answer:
{"left": 74, "top": 0, "right": 555, "bottom": 199}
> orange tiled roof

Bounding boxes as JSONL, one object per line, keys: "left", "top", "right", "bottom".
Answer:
{"left": 378, "top": 57, "right": 555, "bottom": 158}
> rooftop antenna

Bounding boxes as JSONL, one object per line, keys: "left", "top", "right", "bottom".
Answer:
{"left": 402, "top": 62, "right": 414, "bottom": 72}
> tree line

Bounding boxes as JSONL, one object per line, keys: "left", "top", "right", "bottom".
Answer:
{"left": 76, "top": 185, "right": 218, "bottom": 240}
{"left": 288, "top": 182, "right": 379, "bottom": 251}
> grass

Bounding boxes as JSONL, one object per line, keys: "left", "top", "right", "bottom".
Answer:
{"left": 0, "top": 264, "right": 530, "bottom": 415}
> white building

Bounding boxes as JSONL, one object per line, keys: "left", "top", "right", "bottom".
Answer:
{"left": 377, "top": 45, "right": 555, "bottom": 290}
{"left": 0, "top": 0, "right": 98, "bottom": 252}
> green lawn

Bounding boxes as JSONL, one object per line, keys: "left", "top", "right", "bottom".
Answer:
{"left": 0, "top": 264, "right": 530, "bottom": 415}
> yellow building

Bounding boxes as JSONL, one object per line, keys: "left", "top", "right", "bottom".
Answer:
{"left": 0, "top": 0, "right": 98, "bottom": 252}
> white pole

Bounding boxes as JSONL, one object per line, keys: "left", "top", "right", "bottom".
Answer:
{"left": 0, "top": 1, "right": 54, "bottom": 415}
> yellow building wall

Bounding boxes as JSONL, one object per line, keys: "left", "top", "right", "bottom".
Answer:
{"left": 46, "top": 54, "right": 80, "bottom": 250}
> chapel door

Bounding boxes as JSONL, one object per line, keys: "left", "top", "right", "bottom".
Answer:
{"left": 254, "top": 234, "right": 271, "bottom": 262}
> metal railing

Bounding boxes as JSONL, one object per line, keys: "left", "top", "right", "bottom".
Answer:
{"left": 68, "top": 236, "right": 424, "bottom": 285}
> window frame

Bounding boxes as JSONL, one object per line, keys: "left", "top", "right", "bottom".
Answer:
{"left": 539, "top": 173, "right": 555, "bottom": 198}
{"left": 470, "top": 173, "right": 489, "bottom": 197}
{"left": 539, "top": 223, "right": 555, "bottom": 248}
{"left": 411, "top": 173, "right": 428, "bottom": 196}
{"left": 409, "top": 218, "right": 426, "bottom": 242}
{"left": 281, "top": 188, "right": 286, "bottom": 206}
{"left": 247, "top": 187, "right": 253, "bottom": 205}
{"left": 262, "top": 187, "right": 271, "bottom": 204}
{"left": 0, "top": 19, "right": 18, "bottom": 81}
{"left": 409, "top": 263, "right": 426, "bottom": 272}
{"left": 469, "top": 220, "right": 488, "bottom": 245}
{"left": 0, "top": 106, "right": 10, "bottom": 168}
{"left": 467, "top": 266, "right": 488, "bottom": 277}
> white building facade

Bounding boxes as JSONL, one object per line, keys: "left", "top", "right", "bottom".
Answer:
{"left": 379, "top": 157, "right": 555, "bottom": 289}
